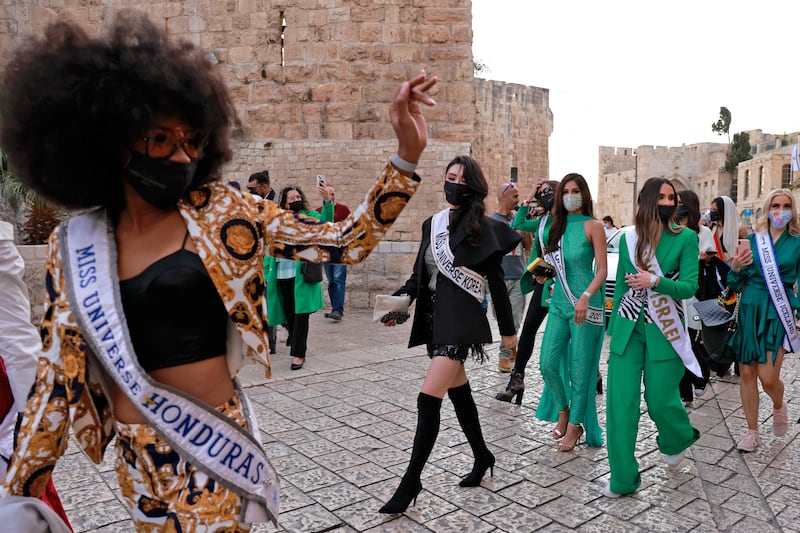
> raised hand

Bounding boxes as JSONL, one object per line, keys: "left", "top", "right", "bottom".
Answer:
{"left": 389, "top": 71, "right": 438, "bottom": 166}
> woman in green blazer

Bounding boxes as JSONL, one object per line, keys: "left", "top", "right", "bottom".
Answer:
{"left": 266, "top": 185, "right": 334, "bottom": 370}
{"left": 605, "top": 177, "right": 700, "bottom": 498}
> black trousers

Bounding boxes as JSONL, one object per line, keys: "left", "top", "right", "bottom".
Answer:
{"left": 513, "top": 282, "right": 549, "bottom": 374}
{"left": 277, "top": 278, "right": 310, "bottom": 358}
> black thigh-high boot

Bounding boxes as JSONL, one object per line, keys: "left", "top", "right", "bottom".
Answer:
{"left": 379, "top": 393, "right": 442, "bottom": 514}
{"left": 449, "top": 382, "right": 495, "bottom": 487}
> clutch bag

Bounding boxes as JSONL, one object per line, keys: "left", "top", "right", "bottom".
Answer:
{"left": 527, "top": 257, "right": 556, "bottom": 279}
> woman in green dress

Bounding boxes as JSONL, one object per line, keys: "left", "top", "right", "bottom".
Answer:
{"left": 728, "top": 189, "right": 800, "bottom": 452}
{"left": 513, "top": 173, "right": 606, "bottom": 451}
{"left": 604, "top": 177, "right": 700, "bottom": 498}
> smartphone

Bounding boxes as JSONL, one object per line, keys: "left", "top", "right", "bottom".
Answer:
{"left": 736, "top": 238, "right": 749, "bottom": 254}
{"left": 316, "top": 174, "right": 326, "bottom": 188}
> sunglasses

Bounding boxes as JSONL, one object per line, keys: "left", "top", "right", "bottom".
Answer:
{"left": 140, "top": 126, "right": 207, "bottom": 159}
{"left": 502, "top": 182, "right": 517, "bottom": 194}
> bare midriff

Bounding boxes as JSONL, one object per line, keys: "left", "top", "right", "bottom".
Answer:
{"left": 112, "top": 355, "right": 233, "bottom": 423}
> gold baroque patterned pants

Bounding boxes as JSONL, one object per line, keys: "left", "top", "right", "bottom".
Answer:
{"left": 114, "top": 395, "right": 251, "bottom": 533}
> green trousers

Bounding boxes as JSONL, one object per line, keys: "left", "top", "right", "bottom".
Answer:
{"left": 606, "top": 320, "right": 700, "bottom": 495}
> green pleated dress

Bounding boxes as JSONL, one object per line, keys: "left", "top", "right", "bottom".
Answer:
{"left": 727, "top": 231, "right": 800, "bottom": 364}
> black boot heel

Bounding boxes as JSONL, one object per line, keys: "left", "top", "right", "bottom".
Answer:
{"left": 495, "top": 370, "right": 525, "bottom": 403}
{"left": 378, "top": 479, "right": 422, "bottom": 514}
{"left": 459, "top": 452, "right": 495, "bottom": 487}
{"left": 514, "top": 388, "right": 524, "bottom": 405}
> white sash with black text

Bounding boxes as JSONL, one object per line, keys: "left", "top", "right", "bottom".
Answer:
{"left": 754, "top": 232, "right": 799, "bottom": 352}
{"left": 61, "top": 211, "right": 280, "bottom": 526}
{"left": 538, "top": 215, "right": 604, "bottom": 326}
{"left": 625, "top": 231, "right": 702, "bottom": 377}
{"left": 431, "top": 209, "right": 485, "bottom": 301}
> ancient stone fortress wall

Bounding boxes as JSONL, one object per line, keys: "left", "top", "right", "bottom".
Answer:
{"left": 597, "top": 143, "right": 729, "bottom": 227}
{"left": 1, "top": 0, "right": 552, "bottom": 310}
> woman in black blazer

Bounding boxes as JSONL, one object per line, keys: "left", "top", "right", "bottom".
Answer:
{"left": 379, "top": 155, "right": 520, "bottom": 514}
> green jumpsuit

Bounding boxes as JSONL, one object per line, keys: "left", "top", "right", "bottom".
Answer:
{"left": 513, "top": 211, "right": 604, "bottom": 446}
{"left": 606, "top": 226, "right": 700, "bottom": 495}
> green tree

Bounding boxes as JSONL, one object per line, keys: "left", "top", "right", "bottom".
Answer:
{"left": 711, "top": 106, "right": 732, "bottom": 144}
{"left": 724, "top": 131, "right": 752, "bottom": 173}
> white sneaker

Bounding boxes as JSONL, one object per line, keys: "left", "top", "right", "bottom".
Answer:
{"left": 694, "top": 386, "right": 706, "bottom": 398}
{"left": 602, "top": 483, "right": 622, "bottom": 498}
{"left": 665, "top": 450, "right": 685, "bottom": 467}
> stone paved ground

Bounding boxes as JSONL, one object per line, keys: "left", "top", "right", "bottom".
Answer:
{"left": 53, "top": 309, "right": 800, "bottom": 532}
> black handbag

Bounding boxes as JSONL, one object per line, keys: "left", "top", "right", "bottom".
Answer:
{"left": 300, "top": 262, "right": 323, "bottom": 284}
{"left": 700, "top": 295, "right": 740, "bottom": 365}
{"left": 696, "top": 257, "right": 730, "bottom": 301}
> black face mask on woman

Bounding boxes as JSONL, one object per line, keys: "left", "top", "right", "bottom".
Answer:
{"left": 537, "top": 193, "right": 554, "bottom": 212}
{"left": 124, "top": 151, "right": 198, "bottom": 209}
{"left": 709, "top": 209, "right": 722, "bottom": 222}
{"left": 288, "top": 200, "right": 304, "bottom": 212}
{"left": 658, "top": 204, "right": 676, "bottom": 222}
{"left": 444, "top": 181, "right": 472, "bottom": 206}
{"left": 675, "top": 205, "right": 688, "bottom": 220}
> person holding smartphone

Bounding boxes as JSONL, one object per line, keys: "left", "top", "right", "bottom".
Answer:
{"left": 727, "top": 189, "right": 800, "bottom": 452}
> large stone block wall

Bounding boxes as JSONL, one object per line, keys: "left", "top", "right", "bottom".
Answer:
{"left": 597, "top": 143, "right": 729, "bottom": 227}
{"left": 5, "top": 0, "right": 553, "bottom": 310}
{"left": 473, "top": 78, "right": 552, "bottom": 190}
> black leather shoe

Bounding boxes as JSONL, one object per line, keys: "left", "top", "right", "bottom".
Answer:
{"left": 290, "top": 358, "right": 305, "bottom": 370}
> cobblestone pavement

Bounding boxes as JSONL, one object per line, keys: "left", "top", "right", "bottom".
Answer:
{"left": 53, "top": 309, "right": 800, "bottom": 532}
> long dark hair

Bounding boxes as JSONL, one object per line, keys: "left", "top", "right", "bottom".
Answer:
{"left": 634, "top": 178, "right": 679, "bottom": 268}
{"left": 677, "top": 189, "right": 700, "bottom": 233}
{"left": 546, "top": 173, "right": 593, "bottom": 254}
{"left": 446, "top": 155, "right": 488, "bottom": 247}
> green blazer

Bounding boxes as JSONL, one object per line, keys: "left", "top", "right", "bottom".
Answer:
{"left": 608, "top": 226, "right": 699, "bottom": 360}
{"left": 265, "top": 203, "right": 333, "bottom": 324}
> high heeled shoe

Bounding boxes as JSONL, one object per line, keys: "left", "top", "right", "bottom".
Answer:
{"left": 552, "top": 407, "right": 569, "bottom": 440}
{"left": 458, "top": 451, "right": 495, "bottom": 487}
{"left": 495, "top": 370, "right": 525, "bottom": 405}
{"left": 378, "top": 479, "right": 422, "bottom": 514}
{"left": 557, "top": 424, "right": 583, "bottom": 452}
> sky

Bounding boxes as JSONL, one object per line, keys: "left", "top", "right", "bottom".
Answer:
{"left": 471, "top": 0, "right": 800, "bottom": 195}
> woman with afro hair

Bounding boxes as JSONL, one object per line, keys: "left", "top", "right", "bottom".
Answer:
{"left": 0, "top": 10, "right": 436, "bottom": 531}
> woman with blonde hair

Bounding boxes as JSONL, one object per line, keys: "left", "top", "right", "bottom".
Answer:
{"left": 728, "top": 189, "right": 800, "bottom": 452}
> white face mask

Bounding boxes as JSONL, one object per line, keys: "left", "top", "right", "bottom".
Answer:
{"left": 563, "top": 194, "right": 583, "bottom": 212}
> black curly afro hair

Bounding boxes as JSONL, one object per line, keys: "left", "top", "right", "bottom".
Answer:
{"left": 0, "top": 9, "right": 236, "bottom": 210}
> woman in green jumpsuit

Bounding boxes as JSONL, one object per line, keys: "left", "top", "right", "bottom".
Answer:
{"left": 727, "top": 189, "right": 800, "bottom": 452}
{"left": 513, "top": 173, "right": 607, "bottom": 451}
{"left": 605, "top": 177, "right": 700, "bottom": 497}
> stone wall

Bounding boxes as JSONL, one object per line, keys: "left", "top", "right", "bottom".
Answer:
{"left": 4, "top": 0, "right": 552, "bottom": 309}
{"left": 597, "top": 143, "right": 730, "bottom": 227}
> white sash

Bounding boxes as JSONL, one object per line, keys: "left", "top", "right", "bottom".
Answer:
{"left": 431, "top": 209, "right": 485, "bottom": 301}
{"left": 754, "top": 232, "right": 800, "bottom": 352}
{"left": 61, "top": 212, "right": 279, "bottom": 526}
{"left": 538, "top": 216, "right": 603, "bottom": 326}
{"left": 625, "top": 231, "right": 702, "bottom": 378}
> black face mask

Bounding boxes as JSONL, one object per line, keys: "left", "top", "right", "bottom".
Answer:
{"left": 444, "top": 181, "right": 472, "bottom": 206}
{"left": 288, "top": 200, "right": 304, "bottom": 212}
{"left": 124, "top": 151, "right": 197, "bottom": 209}
{"left": 658, "top": 205, "right": 676, "bottom": 222}
{"left": 675, "top": 205, "right": 688, "bottom": 220}
{"left": 538, "top": 193, "right": 554, "bottom": 212}
{"left": 709, "top": 210, "right": 722, "bottom": 222}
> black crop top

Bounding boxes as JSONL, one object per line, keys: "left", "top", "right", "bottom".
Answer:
{"left": 119, "top": 234, "right": 228, "bottom": 372}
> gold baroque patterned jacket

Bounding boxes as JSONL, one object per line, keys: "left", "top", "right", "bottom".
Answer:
{"left": 2, "top": 163, "right": 420, "bottom": 497}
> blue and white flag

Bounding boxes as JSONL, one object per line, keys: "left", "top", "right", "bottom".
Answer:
{"left": 792, "top": 144, "right": 800, "bottom": 173}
